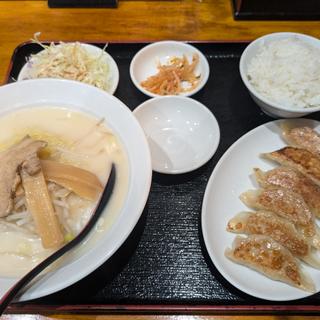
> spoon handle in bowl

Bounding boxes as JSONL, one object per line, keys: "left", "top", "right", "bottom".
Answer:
{"left": 0, "top": 164, "right": 116, "bottom": 315}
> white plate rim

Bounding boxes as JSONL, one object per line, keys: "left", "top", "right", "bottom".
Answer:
{"left": 201, "top": 119, "right": 320, "bottom": 301}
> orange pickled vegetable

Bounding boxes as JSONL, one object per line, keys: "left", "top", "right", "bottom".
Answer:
{"left": 141, "top": 54, "right": 200, "bottom": 95}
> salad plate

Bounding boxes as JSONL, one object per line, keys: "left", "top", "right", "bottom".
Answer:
{"left": 201, "top": 119, "right": 320, "bottom": 301}
{"left": 17, "top": 43, "right": 119, "bottom": 95}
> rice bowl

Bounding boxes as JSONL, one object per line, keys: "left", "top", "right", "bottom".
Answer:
{"left": 240, "top": 32, "right": 320, "bottom": 118}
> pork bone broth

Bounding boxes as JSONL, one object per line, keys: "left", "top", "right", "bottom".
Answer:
{"left": 0, "top": 107, "right": 129, "bottom": 277}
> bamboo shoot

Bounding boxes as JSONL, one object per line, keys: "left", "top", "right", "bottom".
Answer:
{"left": 41, "top": 160, "right": 103, "bottom": 201}
{"left": 21, "top": 162, "right": 64, "bottom": 249}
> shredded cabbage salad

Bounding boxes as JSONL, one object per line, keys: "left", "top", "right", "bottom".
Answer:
{"left": 26, "top": 33, "right": 111, "bottom": 91}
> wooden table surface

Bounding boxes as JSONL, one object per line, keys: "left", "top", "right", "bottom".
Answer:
{"left": 1, "top": 0, "right": 320, "bottom": 83}
{"left": 1, "top": 0, "right": 320, "bottom": 319}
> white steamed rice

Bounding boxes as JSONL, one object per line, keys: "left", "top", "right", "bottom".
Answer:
{"left": 247, "top": 37, "right": 320, "bottom": 109}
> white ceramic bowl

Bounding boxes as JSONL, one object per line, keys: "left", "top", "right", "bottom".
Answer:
{"left": 18, "top": 43, "right": 120, "bottom": 95}
{"left": 130, "top": 41, "right": 210, "bottom": 98}
{"left": 0, "top": 79, "right": 152, "bottom": 301}
{"left": 240, "top": 32, "right": 320, "bottom": 118}
{"left": 133, "top": 96, "right": 220, "bottom": 174}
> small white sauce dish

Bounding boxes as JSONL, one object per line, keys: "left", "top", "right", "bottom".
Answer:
{"left": 18, "top": 43, "right": 120, "bottom": 95}
{"left": 240, "top": 32, "right": 320, "bottom": 118}
{"left": 133, "top": 96, "right": 220, "bottom": 174}
{"left": 130, "top": 41, "right": 210, "bottom": 98}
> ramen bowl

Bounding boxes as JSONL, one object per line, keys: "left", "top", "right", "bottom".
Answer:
{"left": 133, "top": 96, "right": 220, "bottom": 174}
{"left": 0, "top": 78, "right": 152, "bottom": 301}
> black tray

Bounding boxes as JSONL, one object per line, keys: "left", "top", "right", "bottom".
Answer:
{"left": 5, "top": 41, "right": 320, "bottom": 314}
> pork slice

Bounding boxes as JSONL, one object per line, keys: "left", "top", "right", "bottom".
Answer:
{"left": 0, "top": 136, "right": 47, "bottom": 217}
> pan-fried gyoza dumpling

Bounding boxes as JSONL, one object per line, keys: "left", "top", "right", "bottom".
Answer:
{"left": 240, "top": 188, "right": 320, "bottom": 249}
{"left": 225, "top": 235, "right": 315, "bottom": 292}
{"left": 227, "top": 211, "right": 320, "bottom": 268}
{"left": 263, "top": 147, "right": 320, "bottom": 188}
{"left": 282, "top": 126, "right": 320, "bottom": 157}
{"left": 254, "top": 167, "right": 320, "bottom": 218}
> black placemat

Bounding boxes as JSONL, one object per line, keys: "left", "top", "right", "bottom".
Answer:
{"left": 6, "top": 42, "right": 320, "bottom": 311}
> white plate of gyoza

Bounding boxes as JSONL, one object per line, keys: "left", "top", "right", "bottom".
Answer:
{"left": 202, "top": 118, "right": 320, "bottom": 301}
